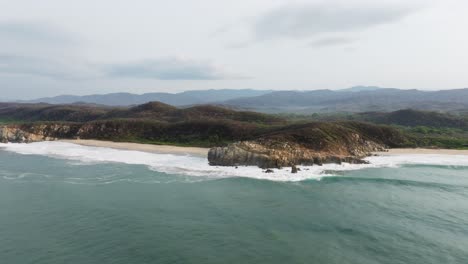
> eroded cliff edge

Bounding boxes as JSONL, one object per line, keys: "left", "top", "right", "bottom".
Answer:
{"left": 208, "top": 139, "right": 383, "bottom": 168}
{"left": 0, "top": 124, "right": 79, "bottom": 143}
{"left": 208, "top": 122, "right": 406, "bottom": 168}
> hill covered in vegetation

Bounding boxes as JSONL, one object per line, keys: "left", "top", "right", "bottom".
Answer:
{"left": 0, "top": 102, "right": 284, "bottom": 146}
{"left": 1, "top": 103, "right": 467, "bottom": 149}
{"left": 222, "top": 88, "right": 468, "bottom": 113}
{"left": 0, "top": 102, "right": 284, "bottom": 125}
{"left": 281, "top": 109, "right": 468, "bottom": 149}
{"left": 356, "top": 109, "right": 468, "bottom": 129}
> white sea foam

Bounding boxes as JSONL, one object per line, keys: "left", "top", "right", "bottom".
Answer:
{"left": 365, "top": 154, "right": 468, "bottom": 167}
{"left": 1, "top": 142, "right": 467, "bottom": 182}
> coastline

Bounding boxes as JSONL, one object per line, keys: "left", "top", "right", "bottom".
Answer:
{"left": 374, "top": 148, "right": 468, "bottom": 156}
{"left": 59, "top": 140, "right": 468, "bottom": 159}
{"left": 59, "top": 139, "right": 210, "bottom": 157}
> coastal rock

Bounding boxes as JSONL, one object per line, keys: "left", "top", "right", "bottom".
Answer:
{"left": 0, "top": 124, "right": 78, "bottom": 143}
{"left": 0, "top": 126, "right": 48, "bottom": 143}
{"left": 208, "top": 137, "right": 385, "bottom": 168}
{"left": 291, "top": 165, "right": 298, "bottom": 174}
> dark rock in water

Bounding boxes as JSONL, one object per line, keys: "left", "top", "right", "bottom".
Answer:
{"left": 291, "top": 165, "right": 298, "bottom": 174}
{"left": 264, "top": 169, "right": 274, "bottom": 173}
{"left": 323, "top": 156, "right": 342, "bottom": 164}
{"left": 313, "top": 157, "right": 322, "bottom": 166}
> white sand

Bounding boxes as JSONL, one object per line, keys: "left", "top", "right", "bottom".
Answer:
{"left": 374, "top": 148, "right": 468, "bottom": 156}
{"left": 60, "top": 139, "right": 209, "bottom": 157}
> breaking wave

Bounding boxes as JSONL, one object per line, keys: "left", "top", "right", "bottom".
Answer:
{"left": 1, "top": 142, "right": 468, "bottom": 182}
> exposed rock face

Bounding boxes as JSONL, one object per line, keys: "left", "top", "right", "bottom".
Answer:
{"left": 208, "top": 136, "right": 386, "bottom": 168}
{"left": 0, "top": 124, "right": 78, "bottom": 143}
{"left": 0, "top": 126, "right": 52, "bottom": 143}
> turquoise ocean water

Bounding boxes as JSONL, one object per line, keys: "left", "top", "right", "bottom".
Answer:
{"left": 0, "top": 142, "right": 468, "bottom": 264}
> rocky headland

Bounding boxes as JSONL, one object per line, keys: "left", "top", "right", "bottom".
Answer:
{"left": 208, "top": 138, "right": 385, "bottom": 169}
{"left": 1, "top": 120, "right": 406, "bottom": 171}
{"left": 208, "top": 122, "right": 405, "bottom": 169}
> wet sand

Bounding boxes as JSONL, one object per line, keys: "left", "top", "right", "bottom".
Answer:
{"left": 61, "top": 140, "right": 468, "bottom": 158}
{"left": 60, "top": 139, "right": 210, "bottom": 157}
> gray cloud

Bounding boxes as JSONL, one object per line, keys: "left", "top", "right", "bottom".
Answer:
{"left": 254, "top": 2, "right": 417, "bottom": 40}
{"left": 0, "top": 22, "right": 77, "bottom": 58}
{"left": 0, "top": 55, "right": 244, "bottom": 81}
{"left": 309, "top": 37, "right": 355, "bottom": 47}
{"left": 0, "top": 55, "right": 97, "bottom": 80}
{"left": 106, "top": 58, "right": 243, "bottom": 80}
{"left": 0, "top": 22, "right": 241, "bottom": 81}
{"left": 0, "top": 22, "right": 74, "bottom": 44}
{"left": 0, "top": 22, "right": 86, "bottom": 80}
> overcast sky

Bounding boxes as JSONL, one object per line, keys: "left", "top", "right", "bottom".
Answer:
{"left": 1, "top": 0, "right": 468, "bottom": 99}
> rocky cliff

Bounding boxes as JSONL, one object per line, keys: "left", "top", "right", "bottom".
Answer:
{"left": 207, "top": 122, "right": 398, "bottom": 168}
{"left": 0, "top": 124, "right": 80, "bottom": 143}
{"left": 208, "top": 138, "right": 385, "bottom": 168}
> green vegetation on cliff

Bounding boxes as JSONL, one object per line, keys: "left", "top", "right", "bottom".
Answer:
{"left": 1, "top": 102, "right": 467, "bottom": 149}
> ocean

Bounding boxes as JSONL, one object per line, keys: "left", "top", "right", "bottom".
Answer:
{"left": 0, "top": 142, "right": 467, "bottom": 264}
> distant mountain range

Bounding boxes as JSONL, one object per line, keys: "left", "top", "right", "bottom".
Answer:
{"left": 16, "top": 86, "right": 468, "bottom": 113}
{"left": 24, "top": 89, "right": 272, "bottom": 107}
{"left": 222, "top": 87, "right": 468, "bottom": 113}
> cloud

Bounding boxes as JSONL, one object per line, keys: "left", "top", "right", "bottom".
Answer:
{"left": 0, "top": 55, "right": 97, "bottom": 80}
{"left": 209, "top": 24, "right": 233, "bottom": 38}
{"left": 0, "top": 22, "right": 244, "bottom": 81}
{"left": 309, "top": 37, "right": 355, "bottom": 47}
{"left": 253, "top": 2, "right": 418, "bottom": 41}
{"left": 106, "top": 57, "right": 245, "bottom": 80}
{"left": 0, "top": 22, "right": 77, "bottom": 57}
{"left": 0, "top": 55, "right": 245, "bottom": 81}
{"left": 0, "top": 22, "right": 87, "bottom": 80}
{"left": 0, "top": 22, "right": 74, "bottom": 44}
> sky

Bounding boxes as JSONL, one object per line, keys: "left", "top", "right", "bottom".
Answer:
{"left": 1, "top": 0, "right": 468, "bottom": 99}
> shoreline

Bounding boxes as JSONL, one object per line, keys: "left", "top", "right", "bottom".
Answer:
{"left": 59, "top": 140, "right": 468, "bottom": 159}
{"left": 59, "top": 139, "right": 210, "bottom": 157}
{"left": 374, "top": 148, "right": 468, "bottom": 156}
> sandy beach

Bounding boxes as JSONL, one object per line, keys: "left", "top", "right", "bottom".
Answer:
{"left": 61, "top": 140, "right": 468, "bottom": 158}
{"left": 375, "top": 148, "right": 468, "bottom": 156}
{"left": 60, "top": 139, "right": 210, "bottom": 157}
